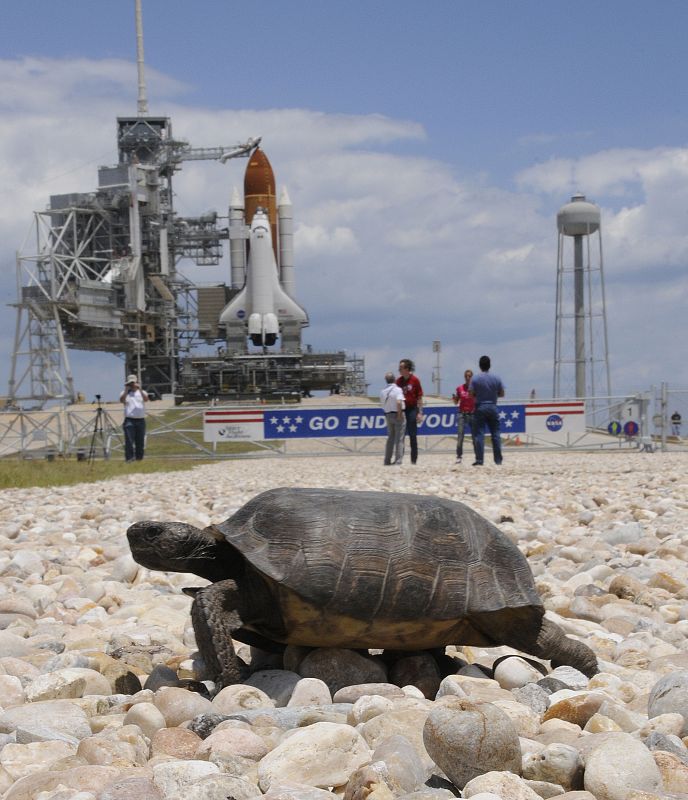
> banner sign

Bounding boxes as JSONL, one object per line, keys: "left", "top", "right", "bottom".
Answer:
{"left": 204, "top": 401, "right": 586, "bottom": 443}
{"left": 203, "top": 408, "right": 265, "bottom": 442}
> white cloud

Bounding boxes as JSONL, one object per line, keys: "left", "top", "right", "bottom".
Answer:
{"left": 295, "top": 224, "right": 359, "bottom": 256}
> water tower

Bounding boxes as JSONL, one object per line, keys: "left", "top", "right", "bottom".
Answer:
{"left": 553, "top": 194, "right": 611, "bottom": 405}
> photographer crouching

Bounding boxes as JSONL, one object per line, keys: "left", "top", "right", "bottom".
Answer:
{"left": 119, "top": 375, "right": 149, "bottom": 462}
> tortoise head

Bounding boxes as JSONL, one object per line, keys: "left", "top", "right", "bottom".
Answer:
{"left": 126, "top": 520, "right": 236, "bottom": 582}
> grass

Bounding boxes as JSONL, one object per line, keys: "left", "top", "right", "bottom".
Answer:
{"left": 1, "top": 405, "right": 276, "bottom": 489}
{"left": 0, "top": 456, "right": 217, "bottom": 490}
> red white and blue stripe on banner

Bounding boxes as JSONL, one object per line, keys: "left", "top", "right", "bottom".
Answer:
{"left": 204, "top": 402, "right": 585, "bottom": 442}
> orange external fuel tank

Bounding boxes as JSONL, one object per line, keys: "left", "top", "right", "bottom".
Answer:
{"left": 244, "top": 148, "right": 278, "bottom": 262}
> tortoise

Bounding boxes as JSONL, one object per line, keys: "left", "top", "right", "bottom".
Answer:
{"left": 126, "top": 487, "right": 598, "bottom": 686}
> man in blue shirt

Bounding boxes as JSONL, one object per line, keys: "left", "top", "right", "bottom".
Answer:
{"left": 469, "top": 355, "right": 505, "bottom": 466}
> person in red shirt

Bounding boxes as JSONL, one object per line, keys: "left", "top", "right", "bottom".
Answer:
{"left": 396, "top": 358, "right": 424, "bottom": 464}
{"left": 452, "top": 368, "right": 477, "bottom": 464}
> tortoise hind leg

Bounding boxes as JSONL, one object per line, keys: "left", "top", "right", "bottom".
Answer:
{"left": 531, "top": 617, "right": 599, "bottom": 678}
{"left": 469, "top": 609, "right": 598, "bottom": 678}
{"left": 191, "top": 579, "right": 250, "bottom": 689}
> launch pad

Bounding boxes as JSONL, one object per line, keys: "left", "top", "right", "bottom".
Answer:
{"left": 6, "top": 2, "right": 365, "bottom": 409}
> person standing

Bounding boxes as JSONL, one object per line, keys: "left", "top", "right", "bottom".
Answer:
{"left": 119, "top": 374, "right": 149, "bottom": 462}
{"left": 671, "top": 411, "right": 682, "bottom": 437}
{"left": 452, "top": 368, "right": 477, "bottom": 464}
{"left": 396, "top": 358, "right": 424, "bottom": 465}
{"left": 380, "top": 372, "right": 406, "bottom": 465}
{"left": 469, "top": 355, "right": 504, "bottom": 466}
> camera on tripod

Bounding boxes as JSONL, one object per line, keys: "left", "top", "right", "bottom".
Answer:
{"left": 86, "top": 393, "right": 110, "bottom": 463}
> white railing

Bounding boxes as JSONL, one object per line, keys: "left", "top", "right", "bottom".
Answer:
{"left": 1, "top": 389, "right": 686, "bottom": 459}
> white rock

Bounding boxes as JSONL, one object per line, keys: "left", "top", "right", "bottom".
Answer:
{"left": 347, "top": 694, "right": 394, "bottom": 725}
{"left": 24, "top": 672, "right": 87, "bottom": 703}
{"left": 211, "top": 684, "right": 275, "bottom": 714}
{"left": 583, "top": 733, "right": 662, "bottom": 800}
{"left": 0, "top": 740, "right": 76, "bottom": 780}
{"left": 286, "top": 678, "right": 332, "bottom": 707}
{"left": 152, "top": 760, "right": 220, "bottom": 796}
{"left": 123, "top": 701, "right": 167, "bottom": 740}
{"left": 257, "top": 721, "right": 370, "bottom": 791}
{"left": 462, "top": 770, "right": 542, "bottom": 798}
{"left": 153, "top": 686, "right": 213, "bottom": 727}
{"left": 0, "top": 675, "right": 25, "bottom": 708}
{"left": 494, "top": 657, "right": 546, "bottom": 690}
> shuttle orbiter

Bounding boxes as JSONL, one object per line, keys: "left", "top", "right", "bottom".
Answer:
{"left": 220, "top": 206, "right": 308, "bottom": 349}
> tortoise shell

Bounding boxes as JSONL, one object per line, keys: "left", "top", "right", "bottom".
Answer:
{"left": 216, "top": 487, "right": 542, "bottom": 622}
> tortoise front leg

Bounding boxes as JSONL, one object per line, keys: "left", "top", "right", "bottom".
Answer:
{"left": 191, "top": 579, "right": 249, "bottom": 689}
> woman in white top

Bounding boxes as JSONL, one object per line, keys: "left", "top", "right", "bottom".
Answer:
{"left": 119, "top": 375, "right": 149, "bottom": 462}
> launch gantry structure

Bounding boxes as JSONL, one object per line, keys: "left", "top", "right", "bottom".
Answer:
{"left": 7, "top": 115, "right": 260, "bottom": 405}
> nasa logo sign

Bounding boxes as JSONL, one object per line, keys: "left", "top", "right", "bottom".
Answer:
{"left": 546, "top": 414, "right": 563, "bottom": 432}
{"left": 236, "top": 309, "right": 246, "bottom": 319}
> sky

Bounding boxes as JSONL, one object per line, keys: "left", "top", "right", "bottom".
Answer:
{"left": 1, "top": 0, "right": 687, "bottom": 404}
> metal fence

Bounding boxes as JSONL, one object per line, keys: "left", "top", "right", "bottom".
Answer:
{"left": 1, "top": 386, "right": 686, "bottom": 460}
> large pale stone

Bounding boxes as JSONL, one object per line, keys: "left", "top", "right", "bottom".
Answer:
{"left": 583, "top": 733, "right": 662, "bottom": 800}
{"left": 648, "top": 670, "right": 688, "bottom": 735}
{"left": 343, "top": 762, "right": 397, "bottom": 800}
{"left": 152, "top": 760, "right": 220, "bottom": 796}
{"left": 638, "top": 712, "right": 685, "bottom": 738}
{"left": 361, "top": 708, "right": 432, "bottom": 767}
{"left": 0, "top": 675, "right": 25, "bottom": 708}
{"left": 166, "top": 774, "right": 262, "bottom": 800}
{"left": 195, "top": 727, "right": 270, "bottom": 761}
{"left": 211, "top": 684, "right": 275, "bottom": 714}
{"left": 0, "top": 700, "right": 92, "bottom": 741}
{"left": 0, "top": 740, "right": 76, "bottom": 780}
{"left": 3, "top": 765, "right": 121, "bottom": 800}
{"left": 150, "top": 727, "right": 203, "bottom": 759}
{"left": 521, "top": 742, "right": 583, "bottom": 791}
{"left": 491, "top": 699, "right": 540, "bottom": 739}
{"left": 24, "top": 671, "right": 87, "bottom": 702}
{"left": 372, "top": 735, "right": 427, "bottom": 794}
{"left": 76, "top": 727, "right": 149, "bottom": 767}
{"left": 257, "top": 721, "right": 371, "bottom": 791}
{"left": 652, "top": 749, "right": 688, "bottom": 793}
{"left": 123, "top": 701, "right": 167, "bottom": 740}
{"left": 100, "top": 775, "right": 164, "bottom": 799}
{"left": 333, "top": 683, "right": 405, "bottom": 703}
{"left": 423, "top": 700, "right": 521, "bottom": 790}
{"left": 263, "top": 782, "right": 341, "bottom": 800}
{"left": 153, "top": 686, "right": 213, "bottom": 727}
{"left": 462, "top": 770, "right": 542, "bottom": 799}
{"left": 494, "top": 657, "right": 547, "bottom": 690}
{"left": 287, "top": 677, "right": 332, "bottom": 707}
{"left": 347, "top": 694, "right": 395, "bottom": 725}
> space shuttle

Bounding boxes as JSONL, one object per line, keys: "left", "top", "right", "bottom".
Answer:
{"left": 220, "top": 148, "right": 308, "bottom": 353}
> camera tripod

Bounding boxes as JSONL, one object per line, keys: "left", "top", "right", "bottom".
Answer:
{"left": 87, "top": 395, "right": 111, "bottom": 464}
